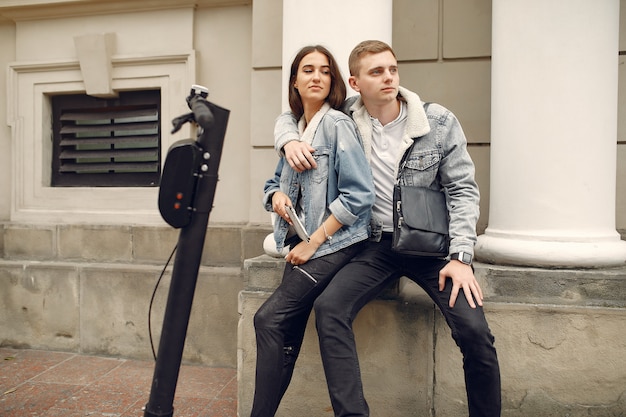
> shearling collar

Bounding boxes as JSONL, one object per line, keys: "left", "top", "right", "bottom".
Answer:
{"left": 298, "top": 102, "right": 331, "bottom": 145}
{"left": 347, "top": 86, "right": 430, "bottom": 161}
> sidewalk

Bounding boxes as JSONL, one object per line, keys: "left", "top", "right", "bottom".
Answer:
{"left": 0, "top": 347, "right": 237, "bottom": 417}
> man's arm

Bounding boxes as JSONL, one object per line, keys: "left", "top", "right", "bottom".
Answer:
{"left": 274, "top": 112, "right": 317, "bottom": 172}
{"left": 434, "top": 106, "right": 482, "bottom": 309}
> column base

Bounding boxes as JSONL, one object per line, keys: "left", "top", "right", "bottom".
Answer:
{"left": 476, "top": 234, "right": 626, "bottom": 268}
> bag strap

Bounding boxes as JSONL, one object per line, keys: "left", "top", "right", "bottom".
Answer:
{"left": 398, "top": 102, "right": 431, "bottom": 177}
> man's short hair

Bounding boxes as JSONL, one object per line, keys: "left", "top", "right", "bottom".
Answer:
{"left": 348, "top": 40, "right": 397, "bottom": 77}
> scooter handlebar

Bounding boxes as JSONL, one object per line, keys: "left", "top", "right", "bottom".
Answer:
{"left": 186, "top": 85, "right": 214, "bottom": 130}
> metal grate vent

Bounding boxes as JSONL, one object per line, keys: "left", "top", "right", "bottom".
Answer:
{"left": 51, "top": 90, "right": 161, "bottom": 187}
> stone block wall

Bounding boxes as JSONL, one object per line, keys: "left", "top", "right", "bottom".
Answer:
{"left": 238, "top": 255, "right": 626, "bottom": 417}
{"left": 0, "top": 222, "right": 271, "bottom": 368}
{"left": 1, "top": 223, "right": 268, "bottom": 266}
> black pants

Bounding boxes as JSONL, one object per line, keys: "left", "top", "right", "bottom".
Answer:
{"left": 314, "top": 235, "right": 501, "bottom": 417}
{"left": 250, "top": 242, "right": 365, "bottom": 417}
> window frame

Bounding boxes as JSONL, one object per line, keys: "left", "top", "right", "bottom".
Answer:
{"left": 7, "top": 53, "right": 195, "bottom": 225}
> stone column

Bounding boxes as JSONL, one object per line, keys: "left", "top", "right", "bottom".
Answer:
{"left": 281, "top": 0, "right": 393, "bottom": 108}
{"left": 476, "top": 0, "right": 626, "bottom": 267}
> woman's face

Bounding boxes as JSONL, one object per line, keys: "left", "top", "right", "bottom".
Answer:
{"left": 294, "top": 51, "right": 331, "bottom": 107}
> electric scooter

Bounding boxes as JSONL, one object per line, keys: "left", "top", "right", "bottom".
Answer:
{"left": 144, "top": 85, "right": 230, "bottom": 417}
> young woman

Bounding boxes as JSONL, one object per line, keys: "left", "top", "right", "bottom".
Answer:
{"left": 250, "top": 45, "right": 375, "bottom": 417}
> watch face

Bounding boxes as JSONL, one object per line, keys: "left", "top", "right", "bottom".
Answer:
{"left": 453, "top": 252, "right": 472, "bottom": 264}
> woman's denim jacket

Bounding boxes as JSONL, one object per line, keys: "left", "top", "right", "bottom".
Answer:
{"left": 264, "top": 107, "right": 375, "bottom": 259}
{"left": 275, "top": 87, "right": 480, "bottom": 257}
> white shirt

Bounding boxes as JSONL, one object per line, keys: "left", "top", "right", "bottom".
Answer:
{"left": 369, "top": 101, "right": 407, "bottom": 231}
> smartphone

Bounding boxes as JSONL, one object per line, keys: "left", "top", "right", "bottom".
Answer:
{"left": 284, "top": 205, "right": 310, "bottom": 243}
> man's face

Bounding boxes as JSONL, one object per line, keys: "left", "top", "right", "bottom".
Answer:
{"left": 349, "top": 51, "right": 399, "bottom": 106}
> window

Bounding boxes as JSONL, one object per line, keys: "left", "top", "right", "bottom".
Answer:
{"left": 51, "top": 90, "right": 161, "bottom": 187}
{"left": 9, "top": 52, "right": 192, "bottom": 224}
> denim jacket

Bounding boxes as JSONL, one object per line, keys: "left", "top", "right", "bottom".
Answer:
{"left": 275, "top": 87, "right": 480, "bottom": 256}
{"left": 264, "top": 106, "right": 375, "bottom": 259}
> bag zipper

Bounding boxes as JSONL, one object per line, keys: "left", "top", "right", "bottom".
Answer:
{"left": 396, "top": 198, "right": 403, "bottom": 228}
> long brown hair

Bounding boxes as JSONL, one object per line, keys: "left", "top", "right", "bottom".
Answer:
{"left": 288, "top": 45, "right": 346, "bottom": 119}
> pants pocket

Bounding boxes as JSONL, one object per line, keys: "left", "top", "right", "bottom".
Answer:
{"left": 292, "top": 265, "right": 318, "bottom": 284}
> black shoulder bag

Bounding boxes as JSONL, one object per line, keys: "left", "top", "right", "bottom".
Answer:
{"left": 391, "top": 104, "right": 450, "bottom": 257}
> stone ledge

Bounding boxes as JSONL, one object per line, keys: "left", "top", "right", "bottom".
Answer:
{"left": 239, "top": 257, "right": 626, "bottom": 416}
{"left": 474, "top": 262, "right": 626, "bottom": 308}
{"left": 244, "top": 255, "right": 626, "bottom": 308}
{"left": 1, "top": 222, "right": 270, "bottom": 267}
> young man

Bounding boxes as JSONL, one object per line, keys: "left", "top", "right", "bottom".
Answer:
{"left": 273, "top": 40, "right": 501, "bottom": 417}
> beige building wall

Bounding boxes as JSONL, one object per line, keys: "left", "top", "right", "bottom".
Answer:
{"left": 249, "top": 0, "right": 283, "bottom": 225}
{"left": 393, "top": 0, "right": 492, "bottom": 232}
{"left": 0, "top": 20, "right": 15, "bottom": 224}
{"left": 618, "top": 0, "right": 626, "bottom": 232}
{"left": 1, "top": 0, "right": 625, "bottom": 233}
{"left": 0, "top": 1, "right": 254, "bottom": 226}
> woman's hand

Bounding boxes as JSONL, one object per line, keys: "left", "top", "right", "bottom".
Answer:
{"left": 285, "top": 216, "right": 340, "bottom": 266}
{"left": 271, "top": 192, "right": 293, "bottom": 224}
{"left": 284, "top": 141, "right": 317, "bottom": 173}
{"left": 285, "top": 239, "right": 320, "bottom": 265}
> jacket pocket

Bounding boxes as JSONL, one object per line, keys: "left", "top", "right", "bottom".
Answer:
{"left": 404, "top": 149, "right": 440, "bottom": 171}
{"left": 401, "top": 149, "right": 440, "bottom": 187}
{"left": 311, "top": 147, "right": 331, "bottom": 184}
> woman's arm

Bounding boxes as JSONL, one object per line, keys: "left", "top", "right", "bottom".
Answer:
{"left": 285, "top": 214, "right": 342, "bottom": 265}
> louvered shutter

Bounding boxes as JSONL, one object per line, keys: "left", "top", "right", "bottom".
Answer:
{"left": 51, "top": 90, "right": 161, "bottom": 187}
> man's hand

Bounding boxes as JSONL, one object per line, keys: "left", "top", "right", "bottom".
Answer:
{"left": 284, "top": 141, "right": 317, "bottom": 173}
{"left": 439, "top": 260, "right": 484, "bottom": 308}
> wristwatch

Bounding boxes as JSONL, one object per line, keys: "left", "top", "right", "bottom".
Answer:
{"left": 450, "top": 251, "right": 473, "bottom": 265}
